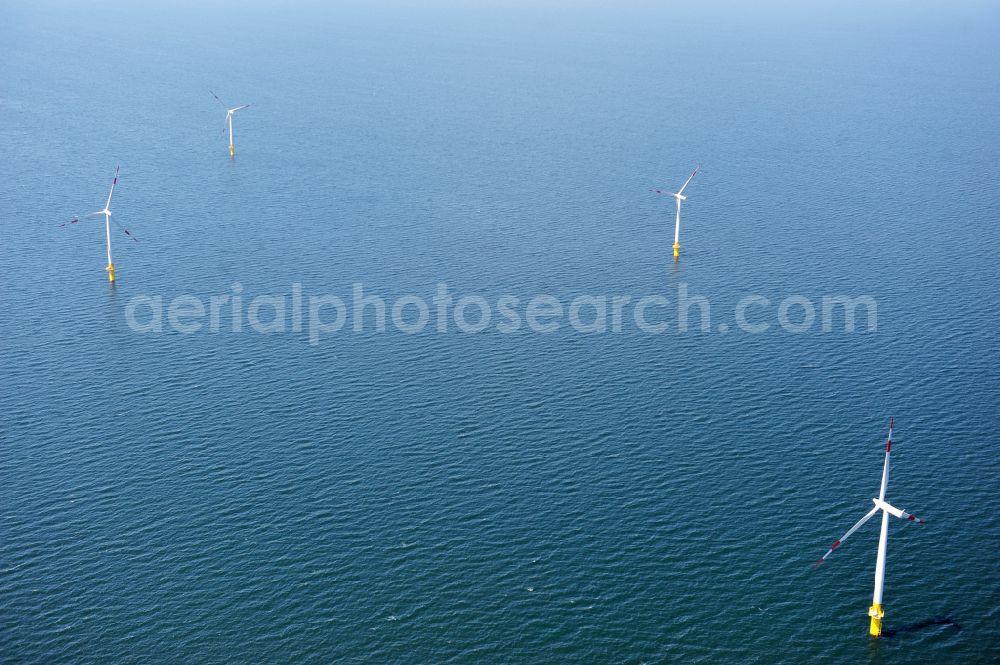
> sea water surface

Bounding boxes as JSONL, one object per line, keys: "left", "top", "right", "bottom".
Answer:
{"left": 2, "top": 1, "right": 999, "bottom": 662}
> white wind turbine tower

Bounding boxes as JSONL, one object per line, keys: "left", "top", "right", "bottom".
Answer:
{"left": 653, "top": 165, "right": 700, "bottom": 259}
{"left": 63, "top": 165, "right": 138, "bottom": 283}
{"left": 815, "top": 418, "right": 927, "bottom": 637}
{"left": 211, "top": 91, "right": 251, "bottom": 158}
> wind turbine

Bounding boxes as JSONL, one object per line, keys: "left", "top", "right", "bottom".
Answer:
{"left": 62, "top": 165, "right": 138, "bottom": 283}
{"left": 815, "top": 418, "right": 926, "bottom": 637}
{"left": 653, "top": 165, "right": 700, "bottom": 259}
{"left": 211, "top": 91, "right": 251, "bottom": 158}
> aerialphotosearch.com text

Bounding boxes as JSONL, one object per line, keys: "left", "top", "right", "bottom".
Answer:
{"left": 123, "top": 282, "right": 877, "bottom": 344}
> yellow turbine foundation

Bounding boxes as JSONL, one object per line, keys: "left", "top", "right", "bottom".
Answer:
{"left": 673, "top": 242, "right": 681, "bottom": 259}
{"left": 229, "top": 144, "right": 235, "bottom": 157}
{"left": 106, "top": 263, "right": 116, "bottom": 283}
{"left": 868, "top": 603, "right": 883, "bottom": 637}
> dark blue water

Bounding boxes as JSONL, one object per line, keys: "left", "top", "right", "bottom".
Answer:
{"left": 3, "top": 2, "right": 999, "bottom": 662}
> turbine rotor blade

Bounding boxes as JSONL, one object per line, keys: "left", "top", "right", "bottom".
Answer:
{"left": 879, "top": 417, "right": 893, "bottom": 500}
{"left": 109, "top": 214, "right": 139, "bottom": 243}
{"left": 231, "top": 104, "right": 250, "bottom": 112}
{"left": 675, "top": 164, "right": 701, "bottom": 197}
{"left": 210, "top": 90, "right": 228, "bottom": 107}
{"left": 105, "top": 165, "right": 120, "bottom": 210}
{"left": 815, "top": 505, "right": 880, "bottom": 568}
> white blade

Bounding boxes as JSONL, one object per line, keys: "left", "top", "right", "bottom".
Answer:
{"left": 815, "top": 505, "right": 879, "bottom": 567}
{"left": 675, "top": 164, "right": 700, "bottom": 197}
{"left": 230, "top": 104, "right": 250, "bottom": 112}
{"left": 59, "top": 212, "right": 100, "bottom": 227}
{"left": 109, "top": 213, "right": 139, "bottom": 243}
{"left": 878, "top": 417, "right": 893, "bottom": 500}
{"left": 104, "top": 165, "right": 120, "bottom": 210}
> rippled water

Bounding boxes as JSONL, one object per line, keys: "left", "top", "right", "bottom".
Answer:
{"left": 2, "top": 2, "right": 999, "bottom": 662}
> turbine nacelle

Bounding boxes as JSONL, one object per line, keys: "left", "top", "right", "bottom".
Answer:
{"left": 872, "top": 497, "right": 901, "bottom": 518}
{"left": 872, "top": 497, "right": 925, "bottom": 523}
{"left": 672, "top": 193, "right": 686, "bottom": 201}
